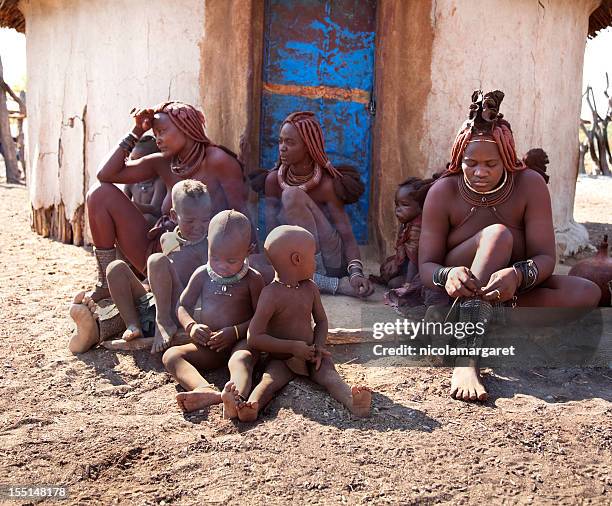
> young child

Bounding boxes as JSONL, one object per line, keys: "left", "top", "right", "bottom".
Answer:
{"left": 370, "top": 175, "right": 444, "bottom": 309}
{"left": 123, "top": 136, "right": 166, "bottom": 229}
{"left": 231, "top": 225, "right": 371, "bottom": 422}
{"left": 372, "top": 176, "right": 436, "bottom": 288}
{"left": 68, "top": 179, "right": 210, "bottom": 353}
{"left": 162, "top": 210, "right": 265, "bottom": 414}
{"left": 148, "top": 179, "right": 211, "bottom": 353}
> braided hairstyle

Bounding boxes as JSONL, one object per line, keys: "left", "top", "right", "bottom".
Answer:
{"left": 445, "top": 90, "right": 550, "bottom": 182}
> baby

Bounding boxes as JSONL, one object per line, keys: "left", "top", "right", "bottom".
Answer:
{"left": 232, "top": 225, "right": 371, "bottom": 422}
{"left": 148, "top": 179, "right": 211, "bottom": 353}
{"left": 122, "top": 135, "right": 166, "bottom": 228}
{"left": 371, "top": 175, "right": 445, "bottom": 309}
{"left": 163, "top": 210, "right": 264, "bottom": 414}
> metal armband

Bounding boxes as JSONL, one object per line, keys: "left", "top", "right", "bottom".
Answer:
{"left": 512, "top": 259, "right": 539, "bottom": 293}
{"left": 433, "top": 266, "right": 454, "bottom": 288}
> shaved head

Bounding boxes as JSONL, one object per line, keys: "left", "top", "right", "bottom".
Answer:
{"left": 264, "top": 225, "right": 316, "bottom": 277}
{"left": 208, "top": 209, "right": 252, "bottom": 251}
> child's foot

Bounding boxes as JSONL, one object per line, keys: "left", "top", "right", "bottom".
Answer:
{"left": 122, "top": 324, "right": 143, "bottom": 341}
{"left": 221, "top": 381, "right": 241, "bottom": 419}
{"left": 176, "top": 387, "right": 221, "bottom": 412}
{"left": 69, "top": 292, "right": 100, "bottom": 353}
{"left": 151, "top": 317, "right": 177, "bottom": 354}
{"left": 236, "top": 400, "right": 259, "bottom": 422}
{"left": 450, "top": 366, "right": 488, "bottom": 401}
{"left": 350, "top": 385, "right": 372, "bottom": 417}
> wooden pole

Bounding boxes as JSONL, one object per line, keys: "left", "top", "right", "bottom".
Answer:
{"left": 0, "top": 55, "right": 23, "bottom": 184}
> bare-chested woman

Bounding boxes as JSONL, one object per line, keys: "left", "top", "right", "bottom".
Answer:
{"left": 253, "top": 111, "right": 374, "bottom": 298}
{"left": 85, "top": 101, "right": 251, "bottom": 302}
{"left": 419, "top": 90, "right": 601, "bottom": 402}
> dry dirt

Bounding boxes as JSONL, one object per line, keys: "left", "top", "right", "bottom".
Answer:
{"left": 0, "top": 181, "right": 611, "bottom": 505}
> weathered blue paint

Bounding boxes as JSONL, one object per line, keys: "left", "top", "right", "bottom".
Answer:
{"left": 260, "top": 0, "right": 376, "bottom": 243}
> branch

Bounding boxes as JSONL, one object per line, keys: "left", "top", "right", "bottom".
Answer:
{"left": 1, "top": 81, "right": 26, "bottom": 115}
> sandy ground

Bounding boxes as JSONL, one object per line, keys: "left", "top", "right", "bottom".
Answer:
{"left": 0, "top": 179, "right": 611, "bottom": 505}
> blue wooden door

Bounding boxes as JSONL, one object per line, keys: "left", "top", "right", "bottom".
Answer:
{"left": 260, "top": 0, "right": 377, "bottom": 243}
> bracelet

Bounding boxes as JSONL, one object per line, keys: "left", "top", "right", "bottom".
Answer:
{"left": 185, "top": 321, "right": 196, "bottom": 335}
{"left": 512, "top": 259, "right": 539, "bottom": 292}
{"left": 347, "top": 259, "right": 363, "bottom": 275}
{"left": 433, "top": 266, "right": 454, "bottom": 287}
{"left": 349, "top": 271, "right": 365, "bottom": 281}
{"left": 233, "top": 325, "right": 240, "bottom": 341}
{"left": 128, "top": 131, "right": 140, "bottom": 141}
{"left": 119, "top": 132, "right": 138, "bottom": 153}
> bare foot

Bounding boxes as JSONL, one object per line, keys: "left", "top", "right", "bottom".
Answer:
{"left": 221, "top": 381, "right": 241, "bottom": 419}
{"left": 350, "top": 385, "right": 372, "bottom": 417}
{"left": 69, "top": 294, "right": 99, "bottom": 353}
{"left": 450, "top": 366, "right": 488, "bottom": 401}
{"left": 151, "top": 317, "right": 177, "bottom": 354}
{"left": 122, "top": 324, "right": 143, "bottom": 341}
{"left": 175, "top": 387, "right": 221, "bottom": 413}
{"left": 236, "top": 400, "right": 259, "bottom": 422}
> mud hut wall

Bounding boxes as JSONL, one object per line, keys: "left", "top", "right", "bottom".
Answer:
{"left": 21, "top": 0, "right": 205, "bottom": 244}
{"left": 200, "top": 0, "right": 264, "bottom": 174}
{"left": 373, "top": 0, "right": 600, "bottom": 259}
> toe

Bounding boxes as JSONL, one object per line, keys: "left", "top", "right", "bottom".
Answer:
{"left": 73, "top": 290, "right": 86, "bottom": 304}
{"left": 477, "top": 387, "right": 488, "bottom": 401}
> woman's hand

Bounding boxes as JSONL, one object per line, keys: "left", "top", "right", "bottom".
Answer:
{"left": 207, "top": 327, "right": 237, "bottom": 352}
{"left": 445, "top": 266, "right": 481, "bottom": 298}
{"left": 350, "top": 275, "right": 375, "bottom": 298}
{"left": 131, "top": 107, "right": 154, "bottom": 136}
{"left": 481, "top": 267, "right": 519, "bottom": 302}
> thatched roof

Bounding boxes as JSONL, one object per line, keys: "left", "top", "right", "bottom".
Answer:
{"left": 589, "top": 0, "right": 612, "bottom": 38}
{"left": 0, "top": 0, "right": 24, "bottom": 33}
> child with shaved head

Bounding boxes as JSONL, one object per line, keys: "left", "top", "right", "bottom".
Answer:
{"left": 163, "top": 210, "right": 265, "bottom": 414}
{"left": 232, "top": 225, "right": 371, "bottom": 422}
{"left": 147, "top": 179, "right": 211, "bottom": 353}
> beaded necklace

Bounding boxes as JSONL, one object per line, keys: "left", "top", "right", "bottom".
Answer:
{"left": 277, "top": 162, "right": 322, "bottom": 192}
{"left": 272, "top": 278, "right": 300, "bottom": 289}
{"left": 205, "top": 259, "right": 250, "bottom": 296}
{"left": 458, "top": 169, "right": 514, "bottom": 208}
{"left": 174, "top": 226, "right": 207, "bottom": 247}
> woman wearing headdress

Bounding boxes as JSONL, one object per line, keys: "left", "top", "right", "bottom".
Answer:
{"left": 419, "top": 90, "right": 601, "bottom": 402}
{"left": 83, "top": 101, "right": 252, "bottom": 301}
{"left": 253, "top": 111, "right": 373, "bottom": 298}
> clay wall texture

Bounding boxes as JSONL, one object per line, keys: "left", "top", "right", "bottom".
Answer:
{"left": 19, "top": 0, "right": 600, "bottom": 256}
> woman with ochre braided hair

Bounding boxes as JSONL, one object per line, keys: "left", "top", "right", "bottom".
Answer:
{"left": 252, "top": 111, "right": 374, "bottom": 298}
{"left": 419, "top": 90, "right": 600, "bottom": 402}
{"left": 83, "top": 101, "right": 253, "bottom": 301}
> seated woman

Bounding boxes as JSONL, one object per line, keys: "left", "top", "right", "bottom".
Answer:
{"left": 419, "top": 90, "right": 601, "bottom": 402}
{"left": 85, "top": 101, "right": 252, "bottom": 302}
{"left": 252, "top": 111, "right": 373, "bottom": 298}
